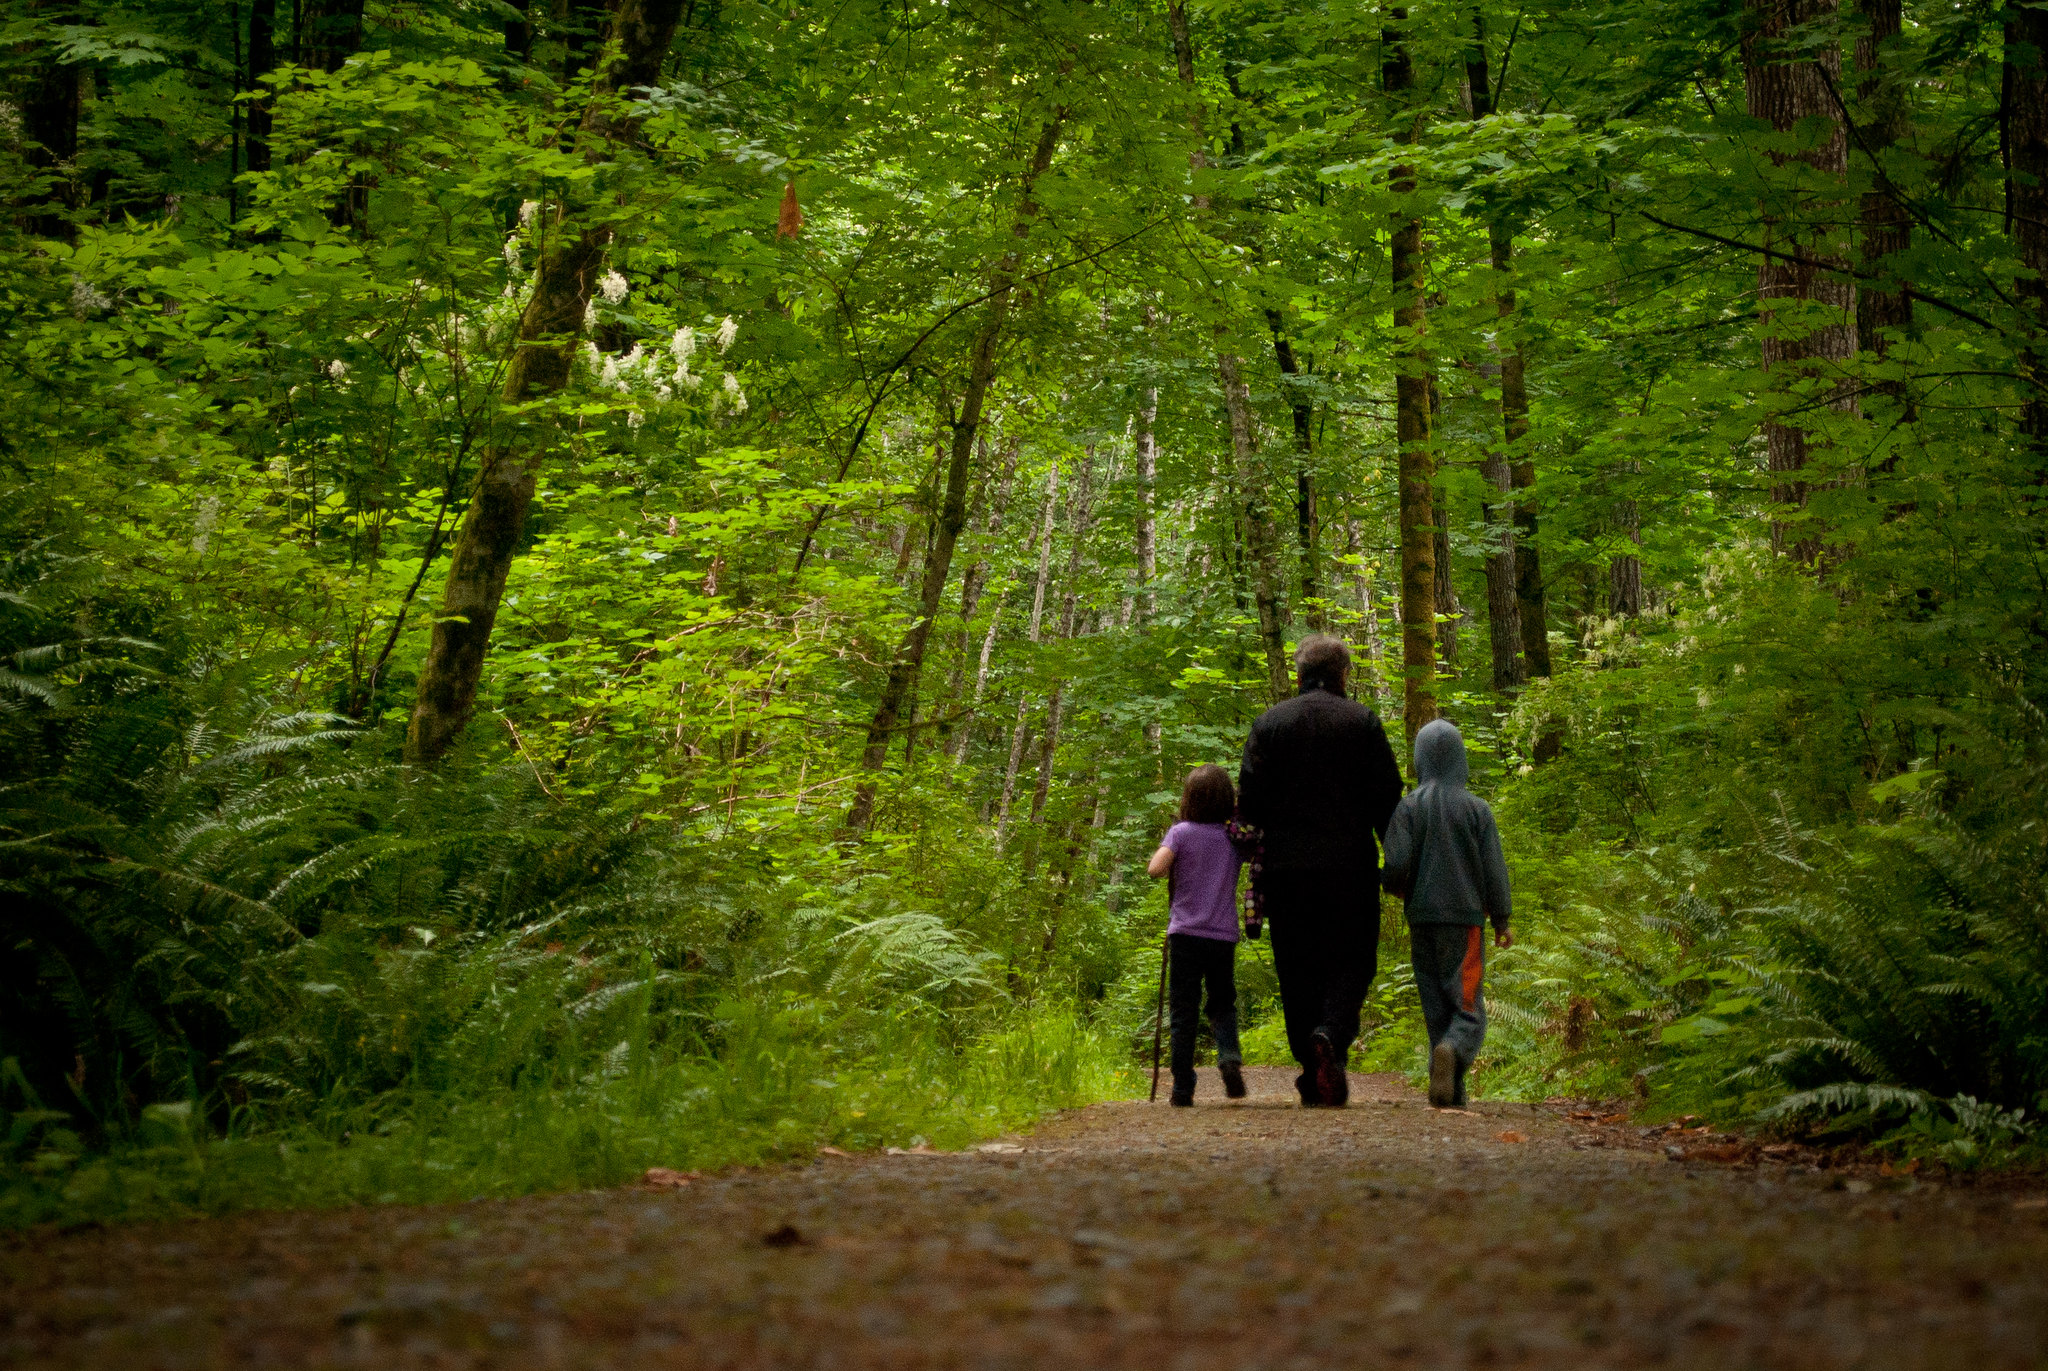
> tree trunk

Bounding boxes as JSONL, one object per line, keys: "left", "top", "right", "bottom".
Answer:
{"left": 1855, "top": 0, "right": 1911, "bottom": 365}
{"left": 1218, "top": 355, "right": 1292, "bottom": 702}
{"left": 1028, "top": 448, "right": 1098, "bottom": 832}
{"left": 304, "top": 0, "right": 366, "bottom": 71}
{"left": 937, "top": 436, "right": 1017, "bottom": 754}
{"left": 21, "top": 3, "right": 82, "bottom": 241}
{"left": 1433, "top": 481, "right": 1460, "bottom": 669}
{"left": 1466, "top": 15, "right": 1525, "bottom": 693}
{"left": 953, "top": 597, "right": 1002, "bottom": 764}
{"left": 246, "top": 0, "right": 278, "bottom": 175}
{"left": 1387, "top": 10, "right": 1437, "bottom": 740}
{"left": 1137, "top": 383, "right": 1163, "bottom": 763}
{"left": 997, "top": 461, "right": 1061, "bottom": 843}
{"left": 404, "top": 0, "right": 686, "bottom": 765}
{"left": 1479, "top": 443, "right": 1523, "bottom": 691}
{"left": 1136, "top": 384, "right": 1159, "bottom": 622}
{"left": 1745, "top": 0, "right": 1857, "bottom": 562}
{"left": 504, "top": 0, "right": 535, "bottom": 65}
{"left": 565, "top": 4, "right": 615, "bottom": 83}
{"left": 1268, "top": 311, "right": 1322, "bottom": 629}
{"left": 1609, "top": 483, "right": 1644, "bottom": 617}
{"left": 845, "top": 117, "right": 1064, "bottom": 830}
{"left": 1504, "top": 324, "right": 1549, "bottom": 675}
{"left": 2007, "top": 0, "right": 2048, "bottom": 464}
{"left": 308, "top": 0, "right": 368, "bottom": 232}
{"left": 1345, "top": 518, "right": 1388, "bottom": 709}
{"left": 1169, "top": 0, "right": 1291, "bottom": 703}
{"left": 1609, "top": 550, "right": 1644, "bottom": 617}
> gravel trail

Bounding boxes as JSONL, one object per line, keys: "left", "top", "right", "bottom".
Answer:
{"left": 5, "top": 1067, "right": 2045, "bottom": 1369}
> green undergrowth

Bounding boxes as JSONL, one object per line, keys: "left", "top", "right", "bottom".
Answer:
{"left": 2, "top": 1002, "right": 1133, "bottom": 1228}
{"left": 1443, "top": 559, "right": 2048, "bottom": 1169}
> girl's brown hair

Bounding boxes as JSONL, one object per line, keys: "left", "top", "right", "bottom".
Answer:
{"left": 1179, "top": 764, "right": 1236, "bottom": 824}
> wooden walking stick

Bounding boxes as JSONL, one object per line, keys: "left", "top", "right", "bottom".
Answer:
{"left": 1150, "top": 863, "right": 1174, "bottom": 1102}
{"left": 1149, "top": 932, "right": 1169, "bottom": 1101}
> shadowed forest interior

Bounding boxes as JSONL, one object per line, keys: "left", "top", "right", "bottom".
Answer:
{"left": 1, "top": 0, "right": 2045, "bottom": 1222}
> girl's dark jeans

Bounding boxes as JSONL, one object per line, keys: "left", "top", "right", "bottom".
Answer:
{"left": 1168, "top": 932, "right": 1242, "bottom": 1094}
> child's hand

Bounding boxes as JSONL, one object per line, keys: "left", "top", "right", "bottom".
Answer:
{"left": 1494, "top": 927, "right": 1514, "bottom": 950}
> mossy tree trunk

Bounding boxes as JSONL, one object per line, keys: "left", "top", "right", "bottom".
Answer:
{"left": 405, "top": 0, "right": 687, "bottom": 765}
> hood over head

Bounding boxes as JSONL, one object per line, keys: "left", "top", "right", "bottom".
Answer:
{"left": 1412, "top": 718, "right": 1469, "bottom": 788}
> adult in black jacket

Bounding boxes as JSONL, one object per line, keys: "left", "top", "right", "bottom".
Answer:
{"left": 1237, "top": 635, "right": 1404, "bottom": 1107}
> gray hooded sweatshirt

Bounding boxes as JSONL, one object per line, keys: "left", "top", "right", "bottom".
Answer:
{"left": 1379, "top": 720, "right": 1512, "bottom": 930}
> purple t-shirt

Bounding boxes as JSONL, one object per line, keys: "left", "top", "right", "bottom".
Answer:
{"left": 1164, "top": 821, "right": 1243, "bottom": 943}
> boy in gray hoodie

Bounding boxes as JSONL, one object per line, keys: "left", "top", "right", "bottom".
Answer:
{"left": 1379, "top": 719, "right": 1513, "bottom": 1109}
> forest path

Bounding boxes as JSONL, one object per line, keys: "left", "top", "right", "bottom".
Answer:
{"left": 6, "top": 1067, "right": 2047, "bottom": 1370}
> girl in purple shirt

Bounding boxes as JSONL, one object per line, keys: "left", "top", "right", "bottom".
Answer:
{"left": 1146, "top": 764, "right": 1249, "bottom": 1106}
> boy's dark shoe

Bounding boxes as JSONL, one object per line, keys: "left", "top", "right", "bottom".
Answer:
{"left": 1311, "top": 1028, "right": 1349, "bottom": 1108}
{"left": 1170, "top": 1085, "right": 1195, "bottom": 1107}
{"left": 1428, "top": 1040, "right": 1458, "bottom": 1108}
{"left": 1219, "top": 1062, "right": 1247, "bottom": 1099}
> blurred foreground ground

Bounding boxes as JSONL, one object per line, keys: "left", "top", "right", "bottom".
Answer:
{"left": 4, "top": 1067, "right": 2045, "bottom": 1369}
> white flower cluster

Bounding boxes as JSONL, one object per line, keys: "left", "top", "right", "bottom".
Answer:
{"left": 578, "top": 316, "right": 747, "bottom": 423}
{"left": 69, "top": 275, "right": 111, "bottom": 318}
{"left": 191, "top": 494, "right": 221, "bottom": 555}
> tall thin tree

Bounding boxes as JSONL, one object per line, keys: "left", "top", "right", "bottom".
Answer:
{"left": 2006, "top": 0, "right": 2048, "bottom": 463}
{"left": 1386, "top": 9, "right": 1437, "bottom": 739}
{"left": 1169, "top": 0, "right": 1291, "bottom": 703}
{"left": 1466, "top": 14, "right": 1525, "bottom": 692}
{"left": 1744, "top": 0, "right": 1857, "bottom": 562}
{"left": 844, "top": 114, "right": 1066, "bottom": 831}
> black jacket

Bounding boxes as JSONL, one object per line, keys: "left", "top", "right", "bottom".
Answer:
{"left": 1380, "top": 719, "right": 1513, "bottom": 930}
{"left": 1236, "top": 683, "right": 1404, "bottom": 877}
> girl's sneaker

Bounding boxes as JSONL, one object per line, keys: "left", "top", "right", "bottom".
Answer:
{"left": 1219, "top": 1062, "right": 1247, "bottom": 1099}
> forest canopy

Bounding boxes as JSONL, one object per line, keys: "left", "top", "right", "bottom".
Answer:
{"left": 1, "top": 0, "right": 2044, "bottom": 1219}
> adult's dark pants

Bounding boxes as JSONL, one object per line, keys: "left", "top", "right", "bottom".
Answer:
{"left": 1411, "top": 922, "right": 1488, "bottom": 1107}
{"left": 1168, "top": 932, "right": 1242, "bottom": 1096}
{"left": 1263, "top": 871, "right": 1380, "bottom": 1100}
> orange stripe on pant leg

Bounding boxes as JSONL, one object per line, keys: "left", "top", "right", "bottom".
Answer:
{"left": 1460, "top": 925, "right": 1483, "bottom": 1013}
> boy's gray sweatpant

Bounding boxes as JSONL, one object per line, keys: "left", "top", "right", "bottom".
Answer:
{"left": 1411, "top": 922, "right": 1488, "bottom": 1106}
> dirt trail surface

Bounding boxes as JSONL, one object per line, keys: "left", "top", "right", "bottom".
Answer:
{"left": 6, "top": 1068, "right": 2047, "bottom": 1370}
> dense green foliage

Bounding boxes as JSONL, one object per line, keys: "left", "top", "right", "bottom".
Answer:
{"left": 2, "top": 0, "right": 2044, "bottom": 1219}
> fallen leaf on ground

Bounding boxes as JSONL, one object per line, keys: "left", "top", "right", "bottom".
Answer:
{"left": 817, "top": 1146, "right": 851, "bottom": 1158}
{"left": 1495, "top": 1130, "right": 1527, "bottom": 1143}
{"left": 639, "top": 1167, "right": 698, "bottom": 1190}
{"left": 2013, "top": 1198, "right": 2047, "bottom": 1211}
{"left": 1687, "top": 1144, "right": 1750, "bottom": 1164}
{"left": 885, "top": 1142, "right": 937, "bottom": 1155}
